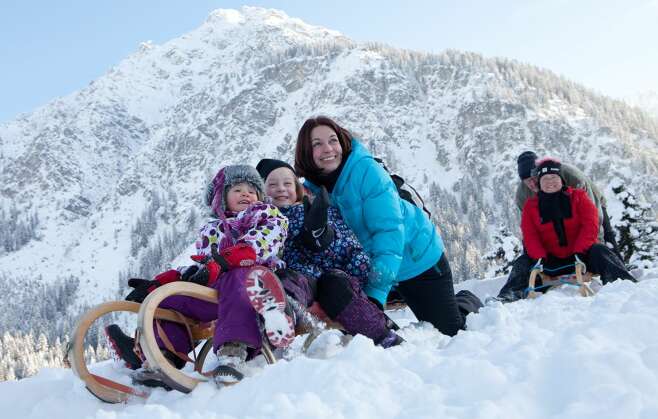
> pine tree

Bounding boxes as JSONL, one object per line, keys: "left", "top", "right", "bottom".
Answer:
{"left": 611, "top": 180, "right": 658, "bottom": 269}
{"left": 484, "top": 225, "right": 522, "bottom": 277}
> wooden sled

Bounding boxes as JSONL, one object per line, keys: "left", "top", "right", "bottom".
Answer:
{"left": 67, "top": 264, "right": 348, "bottom": 403}
{"left": 65, "top": 280, "right": 277, "bottom": 404}
{"left": 66, "top": 267, "right": 313, "bottom": 403}
{"left": 64, "top": 298, "right": 215, "bottom": 403}
{"left": 136, "top": 280, "right": 274, "bottom": 395}
{"left": 527, "top": 262, "right": 595, "bottom": 299}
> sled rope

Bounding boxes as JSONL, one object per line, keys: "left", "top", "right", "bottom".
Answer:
{"left": 154, "top": 312, "right": 198, "bottom": 367}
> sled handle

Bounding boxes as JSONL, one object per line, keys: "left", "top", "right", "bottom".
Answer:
{"left": 527, "top": 266, "right": 544, "bottom": 299}
{"left": 575, "top": 262, "right": 595, "bottom": 297}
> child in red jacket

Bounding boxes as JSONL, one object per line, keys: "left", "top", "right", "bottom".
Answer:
{"left": 521, "top": 158, "right": 634, "bottom": 285}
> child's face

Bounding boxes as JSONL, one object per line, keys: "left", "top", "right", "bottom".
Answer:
{"left": 265, "top": 167, "right": 298, "bottom": 207}
{"left": 225, "top": 182, "right": 259, "bottom": 212}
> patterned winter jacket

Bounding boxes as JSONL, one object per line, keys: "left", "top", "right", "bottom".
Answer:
{"left": 195, "top": 202, "right": 288, "bottom": 270}
{"left": 305, "top": 139, "right": 444, "bottom": 306}
{"left": 521, "top": 187, "right": 599, "bottom": 260}
{"left": 279, "top": 204, "right": 371, "bottom": 285}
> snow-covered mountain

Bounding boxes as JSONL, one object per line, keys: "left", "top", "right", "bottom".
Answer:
{"left": 1, "top": 7, "right": 657, "bottom": 337}
{"left": 2, "top": 274, "right": 658, "bottom": 419}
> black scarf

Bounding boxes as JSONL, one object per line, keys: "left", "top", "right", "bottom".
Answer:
{"left": 538, "top": 187, "right": 572, "bottom": 247}
{"left": 304, "top": 158, "right": 347, "bottom": 193}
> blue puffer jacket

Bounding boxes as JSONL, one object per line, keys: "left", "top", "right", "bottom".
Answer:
{"left": 305, "top": 138, "right": 444, "bottom": 305}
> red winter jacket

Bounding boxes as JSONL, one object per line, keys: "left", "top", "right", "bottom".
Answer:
{"left": 521, "top": 187, "right": 599, "bottom": 260}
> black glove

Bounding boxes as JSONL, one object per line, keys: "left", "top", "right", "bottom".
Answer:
{"left": 124, "top": 269, "right": 182, "bottom": 303}
{"left": 125, "top": 278, "right": 156, "bottom": 303}
{"left": 186, "top": 266, "right": 210, "bottom": 286}
{"left": 180, "top": 265, "right": 199, "bottom": 281}
{"left": 301, "top": 186, "right": 334, "bottom": 250}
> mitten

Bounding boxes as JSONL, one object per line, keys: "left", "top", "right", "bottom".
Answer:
{"left": 301, "top": 186, "right": 334, "bottom": 250}
{"left": 124, "top": 270, "right": 180, "bottom": 303}
{"left": 303, "top": 186, "right": 330, "bottom": 234}
{"left": 125, "top": 278, "right": 154, "bottom": 303}
{"left": 220, "top": 243, "right": 256, "bottom": 268}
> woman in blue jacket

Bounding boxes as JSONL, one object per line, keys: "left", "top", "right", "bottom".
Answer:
{"left": 294, "top": 116, "right": 482, "bottom": 337}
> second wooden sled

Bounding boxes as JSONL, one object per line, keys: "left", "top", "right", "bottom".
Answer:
{"left": 527, "top": 262, "right": 595, "bottom": 299}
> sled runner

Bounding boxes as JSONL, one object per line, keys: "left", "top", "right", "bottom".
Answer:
{"left": 526, "top": 258, "right": 596, "bottom": 299}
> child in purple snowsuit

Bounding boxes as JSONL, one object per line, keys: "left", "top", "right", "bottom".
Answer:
{"left": 107, "top": 165, "right": 293, "bottom": 385}
{"left": 256, "top": 159, "right": 403, "bottom": 348}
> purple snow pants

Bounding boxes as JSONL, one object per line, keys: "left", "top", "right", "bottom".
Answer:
{"left": 155, "top": 267, "right": 262, "bottom": 355}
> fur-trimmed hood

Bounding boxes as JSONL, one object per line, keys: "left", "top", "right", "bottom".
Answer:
{"left": 205, "top": 165, "right": 265, "bottom": 217}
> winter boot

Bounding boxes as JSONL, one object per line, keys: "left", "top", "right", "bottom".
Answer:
{"left": 128, "top": 349, "right": 185, "bottom": 390}
{"left": 375, "top": 329, "right": 405, "bottom": 348}
{"left": 245, "top": 267, "right": 295, "bottom": 348}
{"left": 212, "top": 342, "right": 248, "bottom": 386}
{"left": 130, "top": 368, "right": 172, "bottom": 390}
{"left": 105, "top": 324, "right": 143, "bottom": 370}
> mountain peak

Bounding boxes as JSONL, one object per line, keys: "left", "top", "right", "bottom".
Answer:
{"left": 202, "top": 6, "right": 346, "bottom": 45}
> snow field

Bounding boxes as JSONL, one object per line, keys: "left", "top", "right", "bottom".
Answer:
{"left": 2, "top": 275, "right": 657, "bottom": 419}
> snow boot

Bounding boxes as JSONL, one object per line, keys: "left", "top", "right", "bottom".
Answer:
{"left": 245, "top": 267, "right": 295, "bottom": 348}
{"left": 130, "top": 368, "right": 172, "bottom": 390}
{"left": 212, "top": 342, "right": 248, "bottom": 386}
{"left": 105, "top": 324, "right": 143, "bottom": 370}
{"left": 375, "top": 329, "right": 405, "bottom": 348}
{"left": 129, "top": 348, "right": 185, "bottom": 390}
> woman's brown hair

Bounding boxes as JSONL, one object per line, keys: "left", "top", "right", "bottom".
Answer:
{"left": 294, "top": 116, "right": 353, "bottom": 178}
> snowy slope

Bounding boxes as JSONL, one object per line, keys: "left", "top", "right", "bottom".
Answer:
{"left": 2, "top": 274, "right": 657, "bottom": 419}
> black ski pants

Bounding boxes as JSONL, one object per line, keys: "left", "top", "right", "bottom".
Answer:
{"left": 583, "top": 243, "right": 636, "bottom": 283}
{"left": 496, "top": 252, "right": 534, "bottom": 302}
{"left": 396, "top": 254, "right": 483, "bottom": 337}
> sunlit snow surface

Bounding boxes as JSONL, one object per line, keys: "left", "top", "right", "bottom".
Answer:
{"left": 2, "top": 271, "right": 657, "bottom": 419}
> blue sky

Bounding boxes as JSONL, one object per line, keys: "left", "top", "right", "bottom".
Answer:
{"left": 1, "top": 0, "right": 657, "bottom": 123}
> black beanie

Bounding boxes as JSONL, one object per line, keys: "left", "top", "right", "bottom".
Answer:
{"left": 517, "top": 151, "right": 538, "bottom": 180}
{"left": 256, "top": 159, "right": 296, "bottom": 181}
{"left": 535, "top": 158, "right": 562, "bottom": 181}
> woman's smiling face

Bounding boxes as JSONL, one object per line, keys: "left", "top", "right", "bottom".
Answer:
{"left": 311, "top": 125, "right": 343, "bottom": 174}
